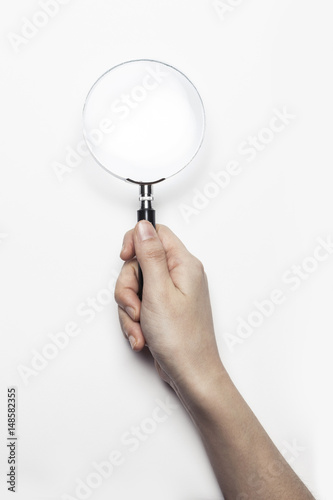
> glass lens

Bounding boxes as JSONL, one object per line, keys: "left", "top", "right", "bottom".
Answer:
{"left": 83, "top": 60, "right": 205, "bottom": 184}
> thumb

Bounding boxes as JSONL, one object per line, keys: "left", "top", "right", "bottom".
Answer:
{"left": 134, "top": 221, "right": 173, "bottom": 295}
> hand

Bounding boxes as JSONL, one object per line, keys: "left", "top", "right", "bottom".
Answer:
{"left": 115, "top": 222, "right": 316, "bottom": 500}
{"left": 114, "top": 221, "right": 223, "bottom": 394}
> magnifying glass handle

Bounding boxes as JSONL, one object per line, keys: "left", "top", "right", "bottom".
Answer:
{"left": 137, "top": 185, "right": 155, "bottom": 301}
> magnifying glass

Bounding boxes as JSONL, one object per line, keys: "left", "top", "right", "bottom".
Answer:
{"left": 83, "top": 59, "right": 205, "bottom": 299}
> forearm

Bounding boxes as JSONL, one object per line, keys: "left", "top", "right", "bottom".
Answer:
{"left": 174, "top": 363, "right": 315, "bottom": 500}
{"left": 117, "top": 224, "right": 315, "bottom": 498}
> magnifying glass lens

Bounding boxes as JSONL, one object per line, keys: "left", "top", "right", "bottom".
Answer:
{"left": 83, "top": 60, "right": 205, "bottom": 183}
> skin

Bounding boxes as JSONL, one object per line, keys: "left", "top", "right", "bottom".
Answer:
{"left": 114, "top": 220, "right": 315, "bottom": 500}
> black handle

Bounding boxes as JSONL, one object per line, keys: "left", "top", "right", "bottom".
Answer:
{"left": 137, "top": 185, "right": 155, "bottom": 301}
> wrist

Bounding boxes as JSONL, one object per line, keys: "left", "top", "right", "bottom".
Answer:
{"left": 172, "top": 357, "right": 231, "bottom": 416}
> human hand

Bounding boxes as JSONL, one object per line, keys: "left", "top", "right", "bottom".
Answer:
{"left": 115, "top": 223, "right": 316, "bottom": 500}
{"left": 114, "top": 221, "right": 224, "bottom": 395}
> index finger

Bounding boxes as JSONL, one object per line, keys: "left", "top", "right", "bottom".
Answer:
{"left": 120, "top": 228, "right": 135, "bottom": 261}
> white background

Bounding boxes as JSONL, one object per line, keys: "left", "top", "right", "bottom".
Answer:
{"left": 0, "top": 1, "right": 332, "bottom": 499}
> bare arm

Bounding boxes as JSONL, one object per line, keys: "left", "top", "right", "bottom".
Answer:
{"left": 175, "top": 366, "right": 314, "bottom": 499}
{"left": 115, "top": 221, "right": 315, "bottom": 499}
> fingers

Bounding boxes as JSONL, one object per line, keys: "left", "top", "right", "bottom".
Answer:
{"left": 119, "top": 222, "right": 194, "bottom": 299}
{"left": 115, "top": 260, "right": 145, "bottom": 351}
{"left": 155, "top": 225, "right": 193, "bottom": 279}
{"left": 120, "top": 224, "right": 191, "bottom": 263}
{"left": 155, "top": 224, "right": 190, "bottom": 258}
{"left": 120, "top": 229, "right": 135, "bottom": 261}
{"left": 118, "top": 307, "right": 145, "bottom": 351}
{"left": 114, "top": 259, "right": 141, "bottom": 320}
{"left": 133, "top": 221, "right": 174, "bottom": 296}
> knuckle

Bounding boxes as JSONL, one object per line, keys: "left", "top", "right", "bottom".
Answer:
{"left": 114, "top": 260, "right": 137, "bottom": 303}
{"left": 190, "top": 257, "right": 207, "bottom": 285}
{"left": 114, "top": 279, "right": 125, "bottom": 304}
{"left": 144, "top": 244, "right": 166, "bottom": 263}
{"left": 192, "top": 257, "right": 205, "bottom": 275}
{"left": 114, "top": 284, "right": 121, "bottom": 303}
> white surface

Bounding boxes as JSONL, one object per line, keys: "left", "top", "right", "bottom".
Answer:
{"left": 0, "top": 1, "right": 332, "bottom": 499}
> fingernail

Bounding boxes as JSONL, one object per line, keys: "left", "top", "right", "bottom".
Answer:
{"left": 138, "top": 221, "right": 156, "bottom": 242}
{"left": 125, "top": 306, "right": 136, "bottom": 321}
{"left": 129, "top": 336, "right": 136, "bottom": 349}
